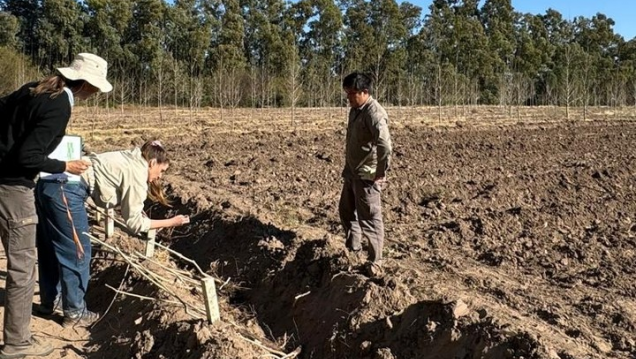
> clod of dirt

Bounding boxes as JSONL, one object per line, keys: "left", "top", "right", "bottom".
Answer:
{"left": 360, "top": 340, "right": 373, "bottom": 353}
{"left": 132, "top": 330, "right": 154, "bottom": 358}
{"left": 195, "top": 322, "right": 213, "bottom": 345}
{"left": 374, "top": 348, "right": 395, "bottom": 359}
{"left": 451, "top": 299, "right": 470, "bottom": 319}
{"left": 258, "top": 236, "right": 285, "bottom": 252}
{"left": 315, "top": 152, "right": 333, "bottom": 162}
{"left": 592, "top": 337, "right": 613, "bottom": 353}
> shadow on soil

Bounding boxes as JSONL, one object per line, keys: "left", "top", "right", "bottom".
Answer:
{"left": 165, "top": 204, "right": 369, "bottom": 358}
{"left": 85, "top": 244, "right": 226, "bottom": 359}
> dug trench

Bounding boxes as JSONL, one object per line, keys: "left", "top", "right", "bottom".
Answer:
{"left": 83, "top": 193, "right": 555, "bottom": 359}
{"left": 71, "top": 115, "right": 636, "bottom": 359}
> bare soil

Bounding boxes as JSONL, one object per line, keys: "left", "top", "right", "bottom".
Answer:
{"left": 2, "top": 105, "right": 635, "bottom": 358}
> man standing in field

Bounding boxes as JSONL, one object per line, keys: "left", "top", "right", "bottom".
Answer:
{"left": 339, "top": 72, "right": 392, "bottom": 269}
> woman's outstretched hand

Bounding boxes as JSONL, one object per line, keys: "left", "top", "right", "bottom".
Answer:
{"left": 171, "top": 215, "right": 190, "bottom": 226}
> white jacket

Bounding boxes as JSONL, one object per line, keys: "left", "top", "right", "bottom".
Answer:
{"left": 83, "top": 147, "right": 151, "bottom": 233}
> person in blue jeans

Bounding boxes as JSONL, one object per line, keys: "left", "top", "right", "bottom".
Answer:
{"left": 35, "top": 140, "right": 190, "bottom": 328}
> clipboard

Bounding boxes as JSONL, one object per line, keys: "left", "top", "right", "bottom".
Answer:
{"left": 39, "top": 135, "right": 83, "bottom": 182}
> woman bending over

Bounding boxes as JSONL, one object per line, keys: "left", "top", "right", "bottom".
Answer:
{"left": 35, "top": 140, "right": 189, "bottom": 327}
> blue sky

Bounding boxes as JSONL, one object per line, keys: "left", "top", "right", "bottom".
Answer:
{"left": 512, "top": 0, "right": 634, "bottom": 40}
{"left": 411, "top": 0, "right": 635, "bottom": 40}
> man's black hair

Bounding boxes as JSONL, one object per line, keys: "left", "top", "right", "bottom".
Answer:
{"left": 343, "top": 72, "right": 373, "bottom": 93}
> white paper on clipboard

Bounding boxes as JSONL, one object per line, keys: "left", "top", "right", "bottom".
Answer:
{"left": 39, "top": 135, "right": 83, "bottom": 182}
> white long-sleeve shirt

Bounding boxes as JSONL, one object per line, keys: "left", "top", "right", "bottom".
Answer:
{"left": 82, "top": 147, "right": 151, "bottom": 233}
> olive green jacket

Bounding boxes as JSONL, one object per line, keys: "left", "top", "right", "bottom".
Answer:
{"left": 343, "top": 97, "right": 392, "bottom": 180}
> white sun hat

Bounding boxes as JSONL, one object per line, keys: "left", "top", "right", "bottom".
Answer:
{"left": 57, "top": 53, "right": 113, "bottom": 93}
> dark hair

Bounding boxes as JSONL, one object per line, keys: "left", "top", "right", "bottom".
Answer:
{"left": 141, "top": 140, "right": 171, "bottom": 206}
{"left": 343, "top": 72, "right": 373, "bottom": 93}
{"left": 30, "top": 74, "right": 86, "bottom": 98}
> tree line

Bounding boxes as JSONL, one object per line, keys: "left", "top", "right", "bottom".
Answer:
{"left": 1, "top": 0, "right": 635, "bottom": 110}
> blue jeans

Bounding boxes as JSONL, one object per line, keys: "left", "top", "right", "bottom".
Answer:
{"left": 35, "top": 179, "right": 91, "bottom": 316}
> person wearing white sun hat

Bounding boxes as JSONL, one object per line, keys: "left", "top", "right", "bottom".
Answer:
{"left": 0, "top": 52, "right": 111, "bottom": 359}
{"left": 56, "top": 53, "right": 113, "bottom": 93}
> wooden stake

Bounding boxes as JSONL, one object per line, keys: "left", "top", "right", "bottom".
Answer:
{"left": 144, "top": 229, "right": 156, "bottom": 258}
{"left": 105, "top": 208, "right": 114, "bottom": 238}
{"left": 201, "top": 277, "right": 220, "bottom": 323}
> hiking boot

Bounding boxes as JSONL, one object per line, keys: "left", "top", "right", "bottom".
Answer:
{"left": 364, "top": 260, "right": 384, "bottom": 278}
{"left": 62, "top": 309, "right": 99, "bottom": 328}
{"left": 33, "top": 297, "right": 61, "bottom": 316}
{"left": 0, "top": 336, "right": 54, "bottom": 358}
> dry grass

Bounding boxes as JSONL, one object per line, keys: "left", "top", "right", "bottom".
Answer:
{"left": 67, "top": 105, "right": 636, "bottom": 142}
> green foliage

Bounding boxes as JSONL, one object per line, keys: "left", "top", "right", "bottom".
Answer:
{"left": 0, "top": 46, "right": 38, "bottom": 96}
{"left": 0, "top": 12, "right": 19, "bottom": 48}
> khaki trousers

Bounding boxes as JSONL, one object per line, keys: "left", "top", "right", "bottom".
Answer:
{"left": 338, "top": 177, "right": 384, "bottom": 262}
{"left": 0, "top": 184, "right": 38, "bottom": 347}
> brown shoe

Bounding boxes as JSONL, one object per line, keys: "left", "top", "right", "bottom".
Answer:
{"left": 365, "top": 260, "right": 384, "bottom": 277}
{"left": 0, "top": 336, "right": 54, "bottom": 358}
